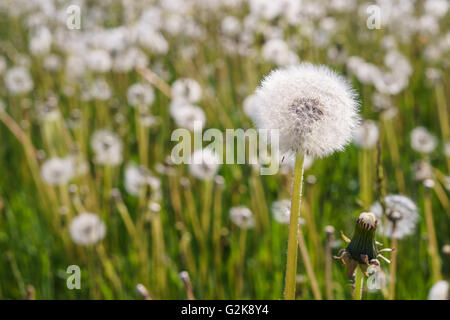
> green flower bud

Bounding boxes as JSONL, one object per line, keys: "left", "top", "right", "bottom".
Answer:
{"left": 346, "top": 212, "right": 378, "bottom": 263}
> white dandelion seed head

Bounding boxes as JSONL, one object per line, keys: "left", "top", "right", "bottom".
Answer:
{"left": 90, "top": 78, "right": 111, "bottom": 101}
{"left": 171, "top": 102, "right": 206, "bottom": 131}
{"left": 253, "top": 63, "right": 360, "bottom": 158}
{"left": 5, "top": 66, "right": 34, "bottom": 95}
{"left": 85, "top": 49, "right": 112, "bottom": 73}
{"left": 262, "top": 39, "right": 299, "bottom": 66}
{"left": 410, "top": 126, "right": 437, "bottom": 154}
{"left": 412, "top": 161, "right": 433, "bottom": 181}
{"left": 428, "top": 280, "right": 449, "bottom": 300}
{"left": 69, "top": 212, "right": 106, "bottom": 246}
{"left": 91, "top": 129, "right": 123, "bottom": 166}
{"left": 424, "top": 0, "right": 449, "bottom": 18}
{"left": 29, "top": 26, "right": 52, "bottom": 56}
{"left": 127, "top": 82, "right": 155, "bottom": 108}
{"left": 271, "top": 199, "right": 291, "bottom": 224}
{"left": 40, "top": 157, "right": 75, "bottom": 186}
{"left": 357, "top": 212, "right": 378, "bottom": 229}
{"left": 243, "top": 93, "right": 263, "bottom": 120}
{"left": 370, "top": 194, "right": 419, "bottom": 239}
{"left": 353, "top": 120, "right": 379, "bottom": 149}
{"left": 271, "top": 199, "right": 305, "bottom": 225}
{"left": 43, "top": 54, "right": 62, "bottom": 72}
{"left": 221, "top": 15, "right": 241, "bottom": 37}
{"left": 189, "top": 148, "right": 221, "bottom": 180}
{"left": 113, "top": 47, "right": 148, "bottom": 73}
{"left": 125, "top": 164, "right": 160, "bottom": 196}
{"left": 229, "top": 206, "right": 255, "bottom": 229}
{"left": 171, "top": 78, "right": 202, "bottom": 103}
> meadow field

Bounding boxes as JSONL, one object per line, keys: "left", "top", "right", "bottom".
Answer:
{"left": 0, "top": 0, "right": 449, "bottom": 300}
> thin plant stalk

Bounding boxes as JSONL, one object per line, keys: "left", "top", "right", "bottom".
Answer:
{"left": 354, "top": 266, "right": 363, "bottom": 300}
{"left": 284, "top": 153, "right": 305, "bottom": 300}
{"left": 424, "top": 187, "right": 443, "bottom": 282}
{"left": 388, "top": 237, "right": 398, "bottom": 300}
{"left": 298, "top": 228, "right": 322, "bottom": 300}
{"left": 325, "top": 229, "right": 334, "bottom": 300}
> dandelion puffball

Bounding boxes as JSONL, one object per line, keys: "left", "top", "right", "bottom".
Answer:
{"left": 410, "top": 126, "right": 437, "bottom": 154}
{"left": 428, "top": 280, "right": 449, "bottom": 300}
{"left": 353, "top": 120, "right": 379, "bottom": 149}
{"left": 253, "top": 63, "right": 360, "bottom": 158}
{"left": 189, "top": 148, "right": 221, "bottom": 180}
{"left": 40, "top": 157, "right": 75, "bottom": 186}
{"left": 69, "top": 212, "right": 106, "bottom": 246}
{"left": 370, "top": 195, "right": 419, "bottom": 239}
{"left": 229, "top": 206, "right": 255, "bottom": 229}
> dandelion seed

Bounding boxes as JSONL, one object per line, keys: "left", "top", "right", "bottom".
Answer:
{"left": 370, "top": 195, "right": 419, "bottom": 239}
{"left": 69, "top": 212, "right": 106, "bottom": 246}
{"left": 229, "top": 206, "right": 254, "bottom": 229}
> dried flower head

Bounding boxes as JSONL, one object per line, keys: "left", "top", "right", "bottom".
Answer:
{"left": 69, "top": 212, "right": 106, "bottom": 246}
{"left": 370, "top": 195, "right": 419, "bottom": 239}
{"left": 253, "top": 63, "right": 359, "bottom": 158}
{"left": 335, "top": 212, "right": 393, "bottom": 278}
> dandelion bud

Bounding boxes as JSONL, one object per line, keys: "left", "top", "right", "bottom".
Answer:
{"left": 346, "top": 212, "right": 378, "bottom": 263}
{"left": 335, "top": 212, "right": 392, "bottom": 278}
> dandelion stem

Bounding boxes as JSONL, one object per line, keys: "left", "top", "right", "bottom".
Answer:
{"left": 388, "top": 237, "right": 398, "bottom": 300}
{"left": 284, "top": 153, "right": 305, "bottom": 300}
{"left": 354, "top": 265, "right": 363, "bottom": 300}
{"left": 424, "top": 187, "right": 443, "bottom": 282}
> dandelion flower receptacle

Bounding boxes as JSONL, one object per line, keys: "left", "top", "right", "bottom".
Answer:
{"left": 253, "top": 63, "right": 360, "bottom": 300}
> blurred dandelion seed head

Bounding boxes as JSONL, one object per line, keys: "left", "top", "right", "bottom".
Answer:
{"left": 370, "top": 195, "right": 419, "bottom": 239}
{"left": 69, "top": 212, "right": 106, "bottom": 246}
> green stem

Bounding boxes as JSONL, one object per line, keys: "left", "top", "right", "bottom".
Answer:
{"left": 284, "top": 153, "right": 305, "bottom": 300}
{"left": 354, "top": 266, "right": 363, "bottom": 300}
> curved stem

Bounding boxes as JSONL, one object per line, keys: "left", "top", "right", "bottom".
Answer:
{"left": 284, "top": 153, "right": 305, "bottom": 300}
